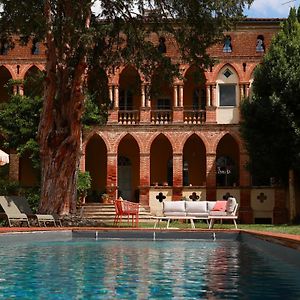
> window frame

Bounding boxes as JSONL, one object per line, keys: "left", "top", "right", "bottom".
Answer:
{"left": 219, "top": 83, "right": 237, "bottom": 107}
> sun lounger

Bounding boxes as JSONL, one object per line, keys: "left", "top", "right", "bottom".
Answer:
{"left": 0, "top": 196, "right": 30, "bottom": 227}
{"left": 5, "top": 196, "right": 59, "bottom": 227}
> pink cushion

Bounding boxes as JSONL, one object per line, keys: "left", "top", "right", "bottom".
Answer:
{"left": 211, "top": 201, "right": 227, "bottom": 212}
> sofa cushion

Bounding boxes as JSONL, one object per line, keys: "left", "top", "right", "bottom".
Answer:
{"left": 226, "top": 197, "right": 237, "bottom": 214}
{"left": 211, "top": 201, "right": 227, "bottom": 211}
{"left": 207, "top": 201, "right": 217, "bottom": 211}
{"left": 186, "top": 201, "right": 208, "bottom": 216}
{"left": 209, "top": 210, "right": 228, "bottom": 216}
{"left": 163, "top": 201, "right": 186, "bottom": 216}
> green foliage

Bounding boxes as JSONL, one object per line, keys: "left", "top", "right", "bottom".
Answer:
{"left": 0, "top": 179, "right": 19, "bottom": 195}
{"left": 22, "top": 187, "right": 40, "bottom": 213}
{"left": 77, "top": 171, "right": 92, "bottom": 198}
{"left": 82, "top": 94, "right": 108, "bottom": 128}
{"left": 0, "top": 94, "right": 42, "bottom": 170}
{"left": 240, "top": 7, "right": 300, "bottom": 184}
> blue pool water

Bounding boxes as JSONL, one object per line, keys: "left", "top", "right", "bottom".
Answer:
{"left": 0, "top": 237, "right": 300, "bottom": 299}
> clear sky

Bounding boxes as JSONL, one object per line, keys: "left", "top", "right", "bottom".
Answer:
{"left": 244, "top": 0, "right": 299, "bottom": 18}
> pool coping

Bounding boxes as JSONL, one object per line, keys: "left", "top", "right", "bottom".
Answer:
{"left": 0, "top": 227, "right": 299, "bottom": 251}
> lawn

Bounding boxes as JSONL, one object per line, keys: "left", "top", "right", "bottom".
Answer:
{"left": 107, "top": 220, "right": 300, "bottom": 235}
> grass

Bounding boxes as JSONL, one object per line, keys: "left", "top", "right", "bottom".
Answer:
{"left": 107, "top": 220, "right": 300, "bottom": 235}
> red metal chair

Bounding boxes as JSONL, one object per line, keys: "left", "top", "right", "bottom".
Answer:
{"left": 113, "top": 198, "right": 140, "bottom": 227}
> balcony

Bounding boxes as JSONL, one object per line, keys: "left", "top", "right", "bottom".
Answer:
{"left": 113, "top": 108, "right": 207, "bottom": 125}
{"left": 183, "top": 109, "right": 206, "bottom": 124}
{"left": 118, "top": 110, "right": 139, "bottom": 124}
{"left": 151, "top": 110, "right": 172, "bottom": 124}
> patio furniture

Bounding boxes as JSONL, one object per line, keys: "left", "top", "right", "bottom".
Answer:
{"left": 113, "top": 198, "right": 140, "bottom": 227}
{"left": 0, "top": 196, "right": 30, "bottom": 227}
{"left": 5, "top": 196, "right": 59, "bottom": 227}
{"left": 208, "top": 198, "right": 239, "bottom": 229}
{"left": 153, "top": 200, "right": 217, "bottom": 229}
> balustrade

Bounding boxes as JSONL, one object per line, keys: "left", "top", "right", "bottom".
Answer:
{"left": 118, "top": 110, "right": 139, "bottom": 124}
{"left": 183, "top": 109, "right": 206, "bottom": 124}
{"left": 116, "top": 108, "right": 206, "bottom": 125}
{"left": 151, "top": 110, "right": 172, "bottom": 124}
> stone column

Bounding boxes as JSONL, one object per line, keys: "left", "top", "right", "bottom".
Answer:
{"left": 206, "top": 153, "right": 216, "bottom": 201}
{"left": 206, "top": 84, "right": 217, "bottom": 124}
{"left": 79, "top": 148, "right": 86, "bottom": 172}
{"left": 239, "top": 152, "right": 253, "bottom": 223}
{"left": 141, "top": 84, "right": 146, "bottom": 107}
{"left": 13, "top": 85, "right": 18, "bottom": 95}
{"left": 19, "top": 85, "right": 24, "bottom": 96}
{"left": 114, "top": 85, "right": 119, "bottom": 108}
{"left": 206, "top": 85, "right": 211, "bottom": 107}
{"left": 173, "top": 85, "right": 178, "bottom": 107}
{"left": 140, "top": 84, "right": 151, "bottom": 123}
{"left": 273, "top": 187, "right": 289, "bottom": 224}
{"left": 173, "top": 153, "right": 183, "bottom": 200}
{"left": 107, "top": 85, "right": 119, "bottom": 124}
{"left": 240, "top": 84, "right": 244, "bottom": 101}
{"left": 139, "top": 153, "right": 151, "bottom": 206}
{"left": 239, "top": 152, "right": 251, "bottom": 187}
{"left": 211, "top": 84, "right": 216, "bottom": 107}
{"left": 179, "top": 85, "right": 184, "bottom": 107}
{"left": 246, "top": 84, "right": 250, "bottom": 97}
{"left": 146, "top": 84, "right": 151, "bottom": 108}
{"left": 106, "top": 152, "right": 118, "bottom": 201}
{"left": 109, "top": 85, "right": 113, "bottom": 105}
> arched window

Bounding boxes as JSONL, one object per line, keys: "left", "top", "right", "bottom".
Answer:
{"left": 216, "top": 156, "right": 237, "bottom": 187}
{"left": 0, "top": 40, "right": 9, "bottom": 55}
{"left": 256, "top": 35, "right": 265, "bottom": 52}
{"left": 119, "top": 89, "right": 133, "bottom": 110}
{"left": 217, "top": 67, "right": 238, "bottom": 107}
{"left": 31, "top": 39, "right": 40, "bottom": 55}
{"left": 193, "top": 88, "right": 206, "bottom": 110}
{"left": 183, "top": 160, "right": 189, "bottom": 186}
{"left": 223, "top": 36, "right": 232, "bottom": 53}
{"left": 118, "top": 155, "right": 131, "bottom": 166}
{"left": 158, "top": 36, "right": 166, "bottom": 53}
{"left": 167, "top": 158, "right": 173, "bottom": 186}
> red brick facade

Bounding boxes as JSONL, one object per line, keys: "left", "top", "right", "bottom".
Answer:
{"left": 0, "top": 19, "right": 289, "bottom": 223}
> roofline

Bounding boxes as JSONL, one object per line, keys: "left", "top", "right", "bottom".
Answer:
{"left": 241, "top": 17, "right": 286, "bottom": 23}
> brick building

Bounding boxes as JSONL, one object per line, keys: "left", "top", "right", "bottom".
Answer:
{"left": 0, "top": 18, "right": 290, "bottom": 223}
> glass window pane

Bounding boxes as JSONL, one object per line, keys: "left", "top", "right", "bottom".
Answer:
{"left": 219, "top": 84, "right": 236, "bottom": 106}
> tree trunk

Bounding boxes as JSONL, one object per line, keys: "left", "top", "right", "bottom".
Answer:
{"left": 37, "top": 0, "right": 89, "bottom": 215}
{"left": 288, "top": 169, "right": 297, "bottom": 222}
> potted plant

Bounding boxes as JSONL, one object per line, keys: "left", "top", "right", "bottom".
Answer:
{"left": 77, "top": 171, "right": 91, "bottom": 206}
{"left": 101, "top": 193, "right": 110, "bottom": 204}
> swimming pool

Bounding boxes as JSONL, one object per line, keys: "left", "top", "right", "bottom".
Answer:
{"left": 0, "top": 231, "right": 299, "bottom": 299}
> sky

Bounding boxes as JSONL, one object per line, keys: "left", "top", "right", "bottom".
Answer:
{"left": 245, "top": 0, "right": 300, "bottom": 18}
{"left": 91, "top": 0, "right": 299, "bottom": 19}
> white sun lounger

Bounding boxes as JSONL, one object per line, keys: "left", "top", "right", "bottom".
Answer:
{"left": 4, "top": 196, "right": 58, "bottom": 227}
{"left": 0, "top": 196, "right": 30, "bottom": 227}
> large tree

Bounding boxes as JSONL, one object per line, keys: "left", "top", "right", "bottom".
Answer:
{"left": 0, "top": 0, "right": 252, "bottom": 215}
{"left": 240, "top": 8, "right": 300, "bottom": 191}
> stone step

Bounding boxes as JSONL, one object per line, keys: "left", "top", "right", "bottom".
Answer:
{"left": 78, "top": 203, "right": 153, "bottom": 224}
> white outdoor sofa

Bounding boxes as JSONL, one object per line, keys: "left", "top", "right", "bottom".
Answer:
{"left": 208, "top": 199, "right": 239, "bottom": 229}
{"left": 152, "top": 198, "right": 238, "bottom": 229}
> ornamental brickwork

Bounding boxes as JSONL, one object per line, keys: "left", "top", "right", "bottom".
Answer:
{"left": 0, "top": 19, "right": 289, "bottom": 223}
